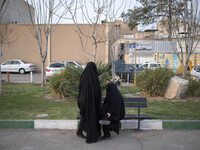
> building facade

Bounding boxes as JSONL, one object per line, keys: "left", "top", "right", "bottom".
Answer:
{"left": 1, "top": 24, "right": 107, "bottom": 72}
{"left": 1, "top": 19, "right": 200, "bottom": 73}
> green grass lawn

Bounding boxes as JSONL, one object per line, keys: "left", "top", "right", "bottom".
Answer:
{"left": 0, "top": 83, "right": 78, "bottom": 119}
{"left": 0, "top": 83, "right": 200, "bottom": 120}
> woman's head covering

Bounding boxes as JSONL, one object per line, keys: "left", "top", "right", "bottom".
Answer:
{"left": 78, "top": 62, "right": 101, "bottom": 143}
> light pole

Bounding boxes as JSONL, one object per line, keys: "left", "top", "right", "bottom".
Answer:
{"left": 134, "top": 42, "right": 137, "bottom": 86}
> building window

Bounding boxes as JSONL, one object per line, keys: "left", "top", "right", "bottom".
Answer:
{"left": 118, "top": 25, "right": 121, "bottom": 38}
{"left": 115, "top": 25, "right": 121, "bottom": 38}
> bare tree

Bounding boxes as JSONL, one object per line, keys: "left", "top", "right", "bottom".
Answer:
{"left": 0, "top": 24, "right": 16, "bottom": 95}
{"left": 19, "top": 0, "right": 68, "bottom": 87}
{"left": 106, "top": 21, "right": 126, "bottom": 78}
{"left": 169, "top": 0, "right": 200, "bottom": 77}
{"left": 0, "top": 0, "right": 13, "bottom": 95}
{"left": 0, "top": 0, "right": 9, "bottom": 20}
{"left": 62, "top": 0, "right": 128, "bottom": 63}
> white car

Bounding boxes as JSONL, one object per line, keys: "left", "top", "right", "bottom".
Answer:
{"left": 141, "top": 62, "right": 164, "bottom": 69}
{"left": 46, "top": 62, "right": 65, "bottom": 80}
{"left": 190, "top": 64, "right": 200, "bottom": 81}
{"left": 1, "top": 59, "right": 35, "bottom": 74}
{"left": 63, "top": 61, "right": 85, "bottom": 69}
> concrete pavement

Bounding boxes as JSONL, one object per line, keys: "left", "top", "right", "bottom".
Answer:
{"left": 0, "top": 129, "right": 200, "bottom": 150}
{"left": 1, "top": 72, "right": 135, "bottom": 85}
{"left": 1, "top": 72, "right": 41, "bottom": 83}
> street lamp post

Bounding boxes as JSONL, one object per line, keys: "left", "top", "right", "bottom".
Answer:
{"left": 134, "top": 43, "right": 137, "bottom": 86}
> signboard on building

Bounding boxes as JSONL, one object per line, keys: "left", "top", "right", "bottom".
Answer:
{"left": 177, "top": 41, "right": 200, "bottom": 53}
{"left": 127, "top": 41, "right": 152, "bottom": 52}
{"left": 136, "top": 41, "right": 152, "bottom": 50}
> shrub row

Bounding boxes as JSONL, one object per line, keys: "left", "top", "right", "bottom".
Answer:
{"left": 137, "top": 67, "right": 200, "bottom": 97}
{"left": 188, "top": 79, "right": 200, "bottom": 96}
{"left": 49, "top": 62, "right": 111, "bottom": 99}
{"left": 136, "top": 67, "right": 174, "bottom": 97}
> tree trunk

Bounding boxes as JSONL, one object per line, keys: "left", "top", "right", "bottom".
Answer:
{"left": 112, "top": 61, "right": 115, "bottom": 79}
{"left": 94, "top": 43, "right": 97, "bottom": 63}
{"left": 41, "top": 61, "right": 46, "bottom": 87}
{"left": 182, "top": 64, "right": 187, "bottom": 78}
{"left": 183, "top": 53, "right": 190, "bottom": 78}
{"left": 168, "top": 0, "right": 172, "bottom": 40}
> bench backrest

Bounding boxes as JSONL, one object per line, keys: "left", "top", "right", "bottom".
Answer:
{"left": 102, "top": 97, "right": 147, "bottom": 108}
{"left": 124, "top": 97, "right": 147, "bottom": 108}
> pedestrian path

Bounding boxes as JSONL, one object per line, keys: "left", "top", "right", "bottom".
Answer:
{"left": 1, "top": 129, "right": 200, "bottom": 150}
{"left": 121, "top": 82, "right": 134, "bottom": 86}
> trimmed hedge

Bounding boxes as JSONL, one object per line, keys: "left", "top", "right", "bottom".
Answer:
{"left": 188, "top": 79, "right": 200, "bottom": 96}
{"left": 136, "top": 67, "right": 174, "bottom": 97}
{"left": 49, "top": 63, "right": 111, "bottom": 99}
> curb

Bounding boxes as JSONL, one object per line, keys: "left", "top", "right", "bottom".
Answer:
{"left": 1, "top": 120, "right": 200, "bottom": 130}
{"left": 0, "top": 120, "right": 34, "bottom": 128}
{"left": 121, "top": 120, "right": 163, "bottom": 130}
{"left": 34, "top": 120, "right": 78, "bottom": 129}
{"left": 163, "top": 120, "right": 200, "bottom": 130}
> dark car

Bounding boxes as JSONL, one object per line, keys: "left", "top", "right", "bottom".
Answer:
{"left": 114, "top": 60, "right": 125, "bottom": 73}
{"left": 115, "top": 63, "right": 144, "bottom": 82}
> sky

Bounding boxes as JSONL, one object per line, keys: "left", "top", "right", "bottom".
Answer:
{"left": 56, "top": 0, "right": 156, "bottom": 31}
{"left": 57, "top": 0, "right": 136, "bottom": 23}
{"left": 27, "top": 0, "right": 156, "bottom": 31}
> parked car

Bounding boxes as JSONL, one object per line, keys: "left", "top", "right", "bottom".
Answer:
{"left": 190, "top": 64, "right": 200, "bottom": 81}
{"left": 46, "top": 62, "right": 65, "bottom": 80}
{"left": 114, "top": 60, "right": 126, "bottom": 73}
{"left": 63, "top": 61, "right": 85, "bottom": 69}
{"left": 115, "top": 64, "right": 144, "bottom": 82}
{"left": 141, "top": 62, "right": 164, "bottom": 69}
{"left": 1, "top": 59, "right": 35, "bottom": 74}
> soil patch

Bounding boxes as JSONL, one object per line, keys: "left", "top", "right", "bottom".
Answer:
{"left": 124, "top": 93, "right": 200, "bottom": 102}
{"left": 42, "top": 94, "right": 71, "bottom": 102}
{"left": 148, "top": 96, "right": 200, "bottom": 102}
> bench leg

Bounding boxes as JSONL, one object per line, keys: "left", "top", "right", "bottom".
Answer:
{"left": 138, "top": 119, "right": 140, "bottom": 130}
{"left": 138, "top": 107, "right": 140, "bottom": 130}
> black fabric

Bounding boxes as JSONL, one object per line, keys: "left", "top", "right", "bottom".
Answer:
{"left": 77, "top": 62, "right": 101, "bottom": 143}
{"left": 101, "top": 82, "right": 125, "bottom": 134}
{"left": 102, "top": 125, "right": 111, "bottom": 137}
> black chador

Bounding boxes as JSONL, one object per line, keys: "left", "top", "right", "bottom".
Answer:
{"left": 101, "top": 82, "right": 125, "bottom": 139}
{"left": 77, "top": 62, "right": 101, "bottom": 143}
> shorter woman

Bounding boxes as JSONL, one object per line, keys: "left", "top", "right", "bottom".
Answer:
{"left": 100, "top": 82, "right": 125, "bottom": 140}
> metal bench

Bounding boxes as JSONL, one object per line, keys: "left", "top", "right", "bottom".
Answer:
{"left": 77, "top": 97, "right": 151, "bottom": 130}
{"left": 123, "top": 97, "right": 151, "bottom": 130}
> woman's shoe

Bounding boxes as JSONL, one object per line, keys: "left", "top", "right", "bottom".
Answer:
{"left": 76, "top": 132, "right": 86, "bottom": 139}
{"left": 99, "top": 135, "right": 111, "bottom": 140}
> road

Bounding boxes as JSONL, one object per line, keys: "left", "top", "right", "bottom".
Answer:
{"left": 0, "top": 129, "right": 200, "bottom": 150}
{"left": 1, "top": 73, "right": 134, "bottom": 86}
{"left": 1, "top": 73, "right": 41, "bottom": 83}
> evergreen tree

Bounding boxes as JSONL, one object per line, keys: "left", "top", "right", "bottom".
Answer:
{"left": 121, "top": 0, "right": 184, "bottom": 40}
{"left": 122, "top": 0, "right": 200, "bottom": 78}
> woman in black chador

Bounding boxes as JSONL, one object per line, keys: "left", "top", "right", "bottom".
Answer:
{"left": 100, "top": 82, "right": 125, "bottom": 140}
{"left": 77, "top": 62, "right": 101, "bottom": 143}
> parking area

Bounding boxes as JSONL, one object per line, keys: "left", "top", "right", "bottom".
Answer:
{"left": 1, "top": 72, "right": 41, "bottom": 83}
{"left": 1, "top": 73, "right": 134, "bottom": 86}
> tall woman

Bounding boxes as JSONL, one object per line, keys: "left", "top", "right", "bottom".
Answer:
{"left": 77, "top": 62, "right": 101, "bottom": 143}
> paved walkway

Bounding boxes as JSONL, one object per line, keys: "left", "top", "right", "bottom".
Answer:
{"left": 0, "top": 129, "right": 200, "bottom": 150}
{"left": 121, "top": 81, "right": 134, "bottom": 86}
